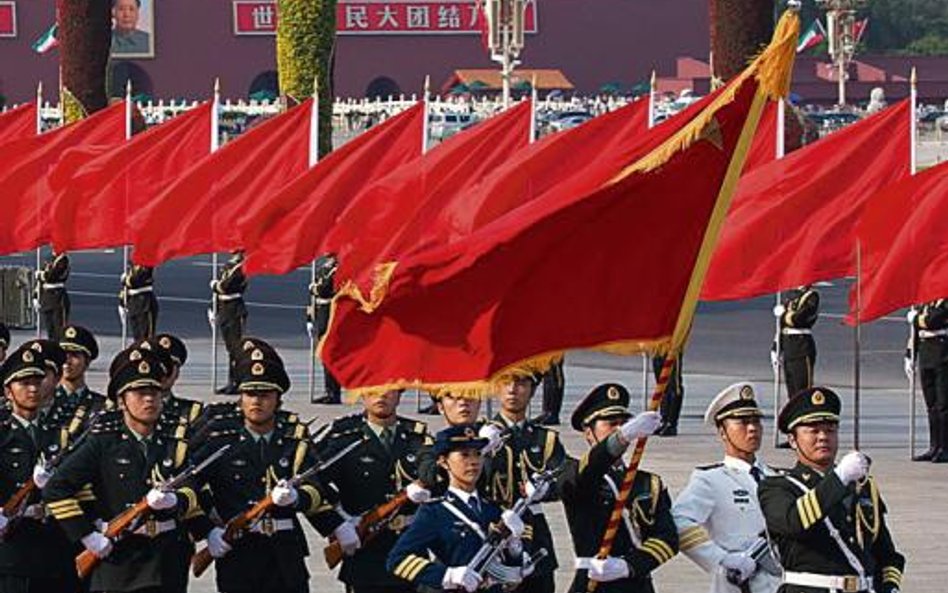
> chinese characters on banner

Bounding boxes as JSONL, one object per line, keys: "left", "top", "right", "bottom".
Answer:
{"left": 233, "top": 0, "right": 538, "bottom": 36}
{"left": 0, "top": 2, "right": 17, "bottom": 38}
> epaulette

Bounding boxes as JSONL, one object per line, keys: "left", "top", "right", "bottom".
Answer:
{"left": 695, "top": 463, "right": 724, "bottom": 471}
{"left": 397, "top": 415, "right": 428, "bottom": 435}
{"left": 202, "top": 426, "right": 243, "bottom": 442}
{"left": 156, "top": 418, "right": 189, "bottom": 441}
{"left": 91, "top": 417, "right": 124, "bottom": 434}
{"left": 330, "top": 412, "right": 364, "bottom": 430}
{"left": 278, "top": 417, "right": 309, "bottom": 441}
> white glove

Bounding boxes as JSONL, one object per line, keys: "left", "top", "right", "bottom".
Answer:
{"left": 523, "top": 477, "right": 550, "bottom": 501}
{"left": 406, "top": 482, "right": 431, "bottom": 504}
{"left": 0, "top": 513, "right": 8, "bottom": 535}
{"left": 117, "top": 305, "right": 127, "bottom": 324}
{"left": 32, "top": 463, "right": 53, "bottom": 489}
{"left": 333, "top": 520, "right": 361, "bottom": 556}
{"left": 271, "top": 481, "right": 299, "bottom": 507}
{"left": 145, "top": 488, "right": 178, "bottom": 511}
{"left": 907, "top": 308, "right": 918, "bottom": 324}
{"left": 207, "top": 526, "right": 232, "bottom": 559}
{"left": 773, "top": 304, "right": 786, "bottom": 318}
{"left": 206, "top": 308, "right": 216, "bottom": 326}
{"left": 904, "top": 356, "right": 915, "bottom": 381}
{"left": 520, "top": 551, "right": 536, "bottom": 578}
{"left": 209, "top": 279, "right": 218, "bottom": 290}
{"left": 501, "top": 509, "right": 524, "bottom": 538}
{"left": 770, "top": 348, "right": 780, "bottom": 370}
{"left": 306, "top": 321, "right": 315, "bottom": 337}
{"left": 32, "top": 298, "right": 40, "bottom": 311}
{"left": 834, "top": 451, "right": 870, "bottom": 485}
{"left": 721, "top": 552, "right": 756, "bottom": 582}
{"left": 619, "top": 411, "right": 662, "bottom": 442}
{"left": 478, "top": 423, "right": 504, "bottom": 456}
{"left": 442, "top": 566, "right": 482, "bottom": 592}
{"left": 575, "top": 556, "right": 630, "bottom": 582}
{"left": 507, "top": 535, "right": 524, "bottom": 556}
{"left": 81, "top": 532, "right": 113, "bottom": 559}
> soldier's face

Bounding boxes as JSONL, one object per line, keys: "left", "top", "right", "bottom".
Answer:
{"left": 362, "top": 390, "right": 401, "bottom": 420}
{"left": 438, "top": 393, "right": 481, "bottom": 425}
{"left": 441, "top": 448, "right": 483, "bottom": 490}
{"left": 790, "top": 421, "right": 839, "bottom": 467}
{"left": 497, "top": 378, "right": 533, "bottom": 416}
{"left": 721, "top": 417, "right": 762, "bottom": 454}
{"left": 112, "top": 0, "right": 140, "bottom": 32}
{"left": 583, "top": 416, "right": 627, "bottom": 445}
{"left": 5, "top": 376, "right": 43, "bottom": 414}
{"left": 241, "top": 390, "right": 280, "bottom": 426}
{"left": 41, "top": 369, "right": 60, "bottom": 402}
{"left": 122, "top": 387, "right": 162, "bottom": 424}
{"left": 162, "top": 364, "right": 180, "bottom": 390}
{"left": 62, "top": 351, "right": 89, "bottom": 382}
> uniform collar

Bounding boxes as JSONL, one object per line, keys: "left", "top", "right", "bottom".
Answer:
{"left": 245, "top": 427, "right": 273, "bottom": 443}
{"left": 723, "top": 455, "right": 757, "bottom": 472}
{"left": 497, "top": 412, "right": 525, "bottom": 431}
{"left": 11, "top": 413, "right": 38, "bottom": 429}
{"left": 448, "top": 486, "right": 481, "bottom": 507}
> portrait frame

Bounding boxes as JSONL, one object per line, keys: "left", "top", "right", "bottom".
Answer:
{"left": 110, "top": 0, "right": 155, "bottom": 59}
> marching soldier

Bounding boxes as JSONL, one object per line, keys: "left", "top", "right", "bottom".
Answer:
{"left": 212, "top": 252, "right": 249, "bottom": 395}
{"left": 653, "top": 352, "right": 685, "bottom": 437}
{"left": 307, "top": 254, "right": 341, "bottom": 404}
{"left": 758, "top": 387, "right": 905, "bottom": 593}
{"left": 483, "top": 375, "right": 566, "bottom": 593}
{"left": 46, "top": 325, "right": 109, "bottom": 443}
{"left": 188, "top": 350, "right": 336, "bottom": 593}
{"left": 312, "top": 389, "right": 435, "bottom": 593}
{"left": 19, "top": 339, "right": 67, "bottom": 407}
{"left": 0, "top": 322, "right": 9, "bottom": 363}
{"left": 535, "top": 355, "right": 565, "bottom": 426}
{"left": 44, "top": 348, "right": 208, "bottom": 593}
{"left": 559, "top": 383, "right": 674, "bottom": 593}
{"left": 773, "top": 286, "right": 820, "bottom": 399}
{"left": 142, "top": 334, "right": 204, "bottom": 430}
{"left": 0, "top": 347, "right": 80, "bottom": 593}
{"left": 387, "top": 424, "right": 529, "bottom": 593}
{"left": 907, "top": 299, "right": 948, "bottom": 462}
{"left": 673, "top": 382, "right": 780, "bottom": 593}
{"left": 36, "top": 251, "right": 70, "bottom": 341}
{"left": 120, "top": 264, "right": 158, "bottom": 341}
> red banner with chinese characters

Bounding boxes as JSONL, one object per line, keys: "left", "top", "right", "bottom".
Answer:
{"left": 233, "top": 0, "right": 538, "bottom": 36}
{"left": 0, "top": 2, "right": 16, "bottom": 38}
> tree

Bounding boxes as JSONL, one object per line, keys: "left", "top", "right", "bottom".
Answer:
{"left": 709, "top": 0, "right": 775, "bottom": 81}
{"left": 57, "top": 0, "right": 112, "bottom": 123}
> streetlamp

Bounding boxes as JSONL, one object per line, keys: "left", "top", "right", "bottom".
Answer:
{"left": 484, "top": 0, "right": 526, "bottom": 107}
{"left": 816, "top": 0, "right": 867, "bottom": 106}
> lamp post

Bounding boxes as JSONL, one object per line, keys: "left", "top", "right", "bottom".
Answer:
{"left": 816, "top": 0, "right": 866, "bottom": 107}
{"left": 484, "top": 0, "right": 526, "bottom": 108}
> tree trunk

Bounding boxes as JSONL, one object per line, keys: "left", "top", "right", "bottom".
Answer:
{"left": 709, "top": 0, "right": 775, "bottom": 81}
{"left": 276, "top": 0, "right": 336, "bottom": 158}
{"left": 57, "top": 0, "right": 111, "bottom": 123}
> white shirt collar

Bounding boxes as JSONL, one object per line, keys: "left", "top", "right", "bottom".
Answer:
{"left": 723, "top": 455, "right": 760, "bottom": 473}
{"left": 11, "top": 413, "right": 37, "bottom": 429}
{"left": 448, "top": 486, "right": 480, "bottom": 507}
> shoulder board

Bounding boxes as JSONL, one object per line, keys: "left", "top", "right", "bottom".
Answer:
{"left": 277, "top": 410, "right": 299, "bottom": 424}
{"left": 205, "top": 427, "right": 242, "bottom": 441}
{"left": 202, "top": 401, "right": 239, "bottom": 415}
{"left": 695, "top": 462, "right": 724, "bottom": 471}
{"left": 397, "top": 415, "right": 428, "bottom": 435}
{"left": 91, "top": 421, "right": 123, "bottom": 435}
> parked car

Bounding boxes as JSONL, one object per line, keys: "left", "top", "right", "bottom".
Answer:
{"left": 429, "top": 112, "right": 477, "bottom": 142}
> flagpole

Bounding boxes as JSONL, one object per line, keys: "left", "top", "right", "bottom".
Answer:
{"left": 210, "top": 78, "right": 221, "bottom": 392}
{"left": 908, "top": 66, "right": 918, "bottom": 458}
{"left": 121, "top": 80, "right": 133, "bottom": 346}
{"left": 308, "top": 76, "right": 320, "bottom": 404}
{"left": 34, "top": 82, "right": 43, "bottom": 337}
{"left": 640, "top": 69, "right": 657, "bottom": 407}
{"left": 529, "top": 74, "right": 538, "bottom": 143}
{"left": 648, "top": 69, "right": 656, "bottom": 130}
{"left": 853, "top": 239, "right": 862, "bottom": 449}
{"left": 420, "top": 75, "right": 432, "bottom": 414}
{"left": 773, "top": 98, "right": 786, "bottom": 447}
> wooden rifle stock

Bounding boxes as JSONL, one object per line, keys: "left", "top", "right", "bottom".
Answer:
{"left": 323, "top": 490, "right": 410, "bottom": 569}
{"left": 76, "top": 499, "right": 150, "bottom": 578}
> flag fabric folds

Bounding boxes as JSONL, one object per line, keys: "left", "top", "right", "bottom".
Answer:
{"left": 701, "top": 99, "right": 911, "bottom": 301}
{"left": 50, "top": 102, "right": 213, "bottom": 253}
{"left": 847, "top": 161, "right": 948, "bottom": 324}
{"left": 0, "top": 103, "right": 37, "bottom": 146}
{"left": 325, "top": 100, "right": 534, "bottom": 286}
{"left": 0, "top": 102, "right": 127, "bottom": 256}
{"left": 129, "top": 99, "right": 314, "bottom": 266}
{"left": 240, "top": 102, "right": 426, "bottom": 276}
{"left": 743, "top": 100, "right": 779, "bottom": 173}
{"left": 319, "top": 12, "right": 799, "bottom": 396}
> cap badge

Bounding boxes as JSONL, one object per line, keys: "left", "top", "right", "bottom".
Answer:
{"left": 811, "top": 390, "right": 825, "bottom": 405}
{"left": 139, "top": 361, "right": 150, "bottom": 374}
{"left": 130, "top": 350, "right": 142, "bottom": 361}
{"left": 22, "top": 350, "right": 34, "bottom": 363}
{"left": 251, "top": 363, "right": 265, "bottom": 376}
{"left": 740, "top": 385, "right": 753, "bottom": 400}
{"left": 159, "top": 337, "right": 171, "bottom": 349}
{"left": 607, "top": 386, "right": 620, "bottom": 401}
{"left": 251, "top": 349, "right": 264, "bottom": 361}
{"left": 65, "top": 327, "right": 77, "bottom": 339}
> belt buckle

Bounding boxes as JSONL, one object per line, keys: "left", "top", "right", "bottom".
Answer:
{"left": 145, "top": 518, "right": 157, "bottom": 537}
{"left": 842, "top": 576, "right": 859, "bottom": 592}
{"left": 262, "top": 516, "right": 275, "bottom": 536}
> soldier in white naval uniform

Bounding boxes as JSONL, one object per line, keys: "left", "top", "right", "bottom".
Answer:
{"left": 672, "top": 382, "right": 781, "bottom": 593}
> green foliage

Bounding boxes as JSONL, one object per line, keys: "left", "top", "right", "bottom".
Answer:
{"left": 798, "top": 0, "right": 948, "bottom": 55}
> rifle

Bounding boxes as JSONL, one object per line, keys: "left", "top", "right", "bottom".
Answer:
{"left": 191, "top": 437, "right": 362, "bottom": 577}
{"left": 725, "top": 536, "right": 781, "bottom": 593}
{"left": 76, "top": 443, "right": 231, "bottom": 579}
{"left": 1, "top": 412, "right": 102, "bottom": 539}
{"left": 323, "top": 488, "right": 409, "bottom": 569}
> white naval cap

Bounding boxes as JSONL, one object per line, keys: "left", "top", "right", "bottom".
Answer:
{"left": 704, "top": 382, "right": 764, "bottom": 425}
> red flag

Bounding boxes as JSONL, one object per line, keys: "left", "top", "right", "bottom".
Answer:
{"left": 847, "top": 161, "right": 948, "bottom": 323}
{"left": 0, "top": 102, "right": 126, "bottom": 256}
{"left": 743, "top": 99, "right": 778, "bottom": 172}
{"left": 50, "top": 102, "right": 212, "bottom": 252}
{"left": 0, "top": 103, "right": 37, "bottom": 145}
{"left": 320, "top": 44, "right": 794, "bottom": 393}
{"left": 326, "top": 100, "right": 533, "bottom": 285}
{"left": 241, "top": 102, "right": 425, "bottom": 276}
{"left": 129, "top": 100, "right": 314, "bottom": 266}
{"left": 701, "top": 99, "right": 911, "bottom": 301}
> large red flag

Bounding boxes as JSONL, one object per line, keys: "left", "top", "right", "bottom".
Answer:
{"left": 0, "top": 103, "right": 37, "bottom": 145}
{"left": 701, "top": 99, "right": 911, "bottom": 301}
{"left": 743, "top": 99, "right": 778, "bottom": 172}
{"left": 326, "top": 100, "right": 534, "bottom": 284}
{"left": 320, "top": 29, "right": 796, "bottom": 394}
{"left": 846, "top": 161, "right": 948, "bottom": 323}
{"left": 0, "top": 102, "right": 127, "bottom": 256}
{"left": 241, "top": 102, "right": 426, "bottom": 276}
{"left": 50, "top": 102, "right": 213, "bottom": 252}
{"left": 129, "top": 99, "right": 314, "bottom": 266}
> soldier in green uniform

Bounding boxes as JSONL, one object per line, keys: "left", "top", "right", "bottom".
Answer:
{"left": 773, "top": 286, "right": 820, "bottom": 399}
{"left": 307, "top": 255, "right": 341, "bottom": 404}
{"left": 312, "top": 389, "right": 435, "bottom": 593}
{"left": 907, "top": 299, "right": 948, "bottom": 462}
{"left": 45, "top": 325, "right": 109, "bottom": 445}
{"left": 212, "top": 252, "right": 249, "bottom": 395}
{"left": 188, "top": 349, "right": 336, "bottom": 593}
{"left": 44, "top": 348, "right": 208, "bottom": 593}
{"left": 535, "top": 355, "right": 565, "bottom": 426}
{"left": 142, "top": 334, "right": 203, "bottom": 430}
{"left": 18, "top": 339, "right": 66, "bottom": 410}
{"left": 559, "top": 383, "right": 674, "bottom": 593}
{"left": 0, "top": 347, "right": 80, "bottom": 593}
{"left": 758, "top": 387, "right": 905, "bottom": 593}
{"left": 36, "top": 251, "right": 70, "bottom": 341}
{"left": 120, "top": 264, "right": 158, "bottom": 341}
{"left": 482, "top": 374, "right": 566, "bottom": 593}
